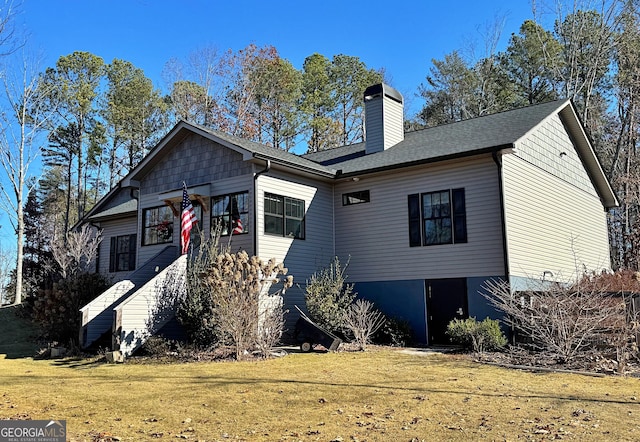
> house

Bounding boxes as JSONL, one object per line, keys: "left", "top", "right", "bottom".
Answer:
{"left": 79, "top": 83, "right": 618, "bottom": 354}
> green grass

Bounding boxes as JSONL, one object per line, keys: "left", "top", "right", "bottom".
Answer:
{"left": 1, "top": 349, "right": 640, "bottom": 441}
{"left": 0, "top": 304, "right": 42, "bottom": 358}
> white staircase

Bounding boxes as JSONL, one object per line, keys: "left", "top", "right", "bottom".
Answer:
{"left": 112, "top": 254, "right": 187, "bottom": 357}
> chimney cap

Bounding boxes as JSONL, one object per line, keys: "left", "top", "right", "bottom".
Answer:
{"left": 364, "top": 83, "right": 403, "bottom": 104}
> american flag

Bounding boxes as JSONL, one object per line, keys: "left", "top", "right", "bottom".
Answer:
{"left": 181, "top": 183, "right": 198, "bottom": 254}
{"left": 231, "top": 196, "right": 243, "bottom": 234}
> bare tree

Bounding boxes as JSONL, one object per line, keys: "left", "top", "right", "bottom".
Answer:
{"left": 0, "top": 51, "right": 55, "bottom": 304}
{"left": 49, "top": 224, "right": 102, "bottom": 279}
{"left": 0, "top": 242, "right": 13, "bottom": 305}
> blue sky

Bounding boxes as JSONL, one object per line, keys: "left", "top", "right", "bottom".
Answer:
{"left": 19, "top": 0, "right": 538, "bottom": 114}
{"left": 0, "top": 0, "right": 537, "bottom": 251}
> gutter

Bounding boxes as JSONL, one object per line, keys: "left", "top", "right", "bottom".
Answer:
{"left": 253, "top": 159, "right": 271, "bottom": 256}
{"left": 252, "top": 153, "right": 335, "bottom": 179}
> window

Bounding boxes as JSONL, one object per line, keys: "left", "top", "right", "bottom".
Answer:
{"left": 109, "top": 234, "right": 137, "bottom": 272}
{"left": 142, "top": 206, "right": 174, "bottom": 245}
{"left": 264, "top": 193, "right": 305, "bottom": 239}
{"left": 212, "top": 191, "right": 249, "bottom": 235}
{"left": 342, "top": 190, "right": 370, "bottom": 206}
{"left": 408, "top": 188, "right": 467, "bottom": 247}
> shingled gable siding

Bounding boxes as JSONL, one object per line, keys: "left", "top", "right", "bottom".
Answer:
{"left": 257, "top": 172, "right": 335, "bottom": 319}
{"left": 502, "top": 115, "right": 611, "bottom": 282}
{"left": 333, "top": 155, "right": 505, "bottom": 281}
{"left": 97, "top": 216, "right": 137, "bottom": 282}
{"left": 136, "top": 133, "right": 254, "bottom": 265}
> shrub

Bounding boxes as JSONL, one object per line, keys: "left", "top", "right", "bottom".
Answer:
{"left": 375, "top": 316, "right": 413, "bottom": 347}
{"left": 305, "top": 257, "right": 356, "bottom": 334}
{"left": 483, "top": 276, "right": 637, "bottom": 366}
{"left": 179, "top": 233, "right": 293, "bottom": 359}
{"left": 446, "top": 317, "right": 507, "bottom": 353}
{"left": 32, "top": 272, "right": 111, "bottom": 344}
{"left": 343, "top": 299, "right": 386, "bottom": 351}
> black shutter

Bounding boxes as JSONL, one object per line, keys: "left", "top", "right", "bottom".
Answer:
{"left": 408, "top": 194, "right": 421, "bottom": 247}
{"left": 128, "top": 234, "right": 137, "bottom": 271}
{"left": 452, "top": 188, "right": 467, "bottom": 243}
{"left": 109, "top": 237, "right": 116, "bottom": 272}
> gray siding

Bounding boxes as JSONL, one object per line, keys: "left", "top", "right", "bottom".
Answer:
{"left": 256, "top": 172, "right": 335, "bottom": 315}
{"left": 136, "top": 134, "right": 255, "bottom": 266}
{"left": 518, "top": 114, "right": 598, "bottom": 197}
{"left": 502, "top": 114, "right": 611, "bottom": 282}
{"left": 140, "top": 133, "right": 252, "bottom": 195}
{"left": 334, "top": 155, "right": 505, "bottom": 281}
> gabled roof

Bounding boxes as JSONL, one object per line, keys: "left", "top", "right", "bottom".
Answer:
{"left": 304, "top": 100, "right": 568, "bottom": 174}
{"left": 88, "top": 199, "right": 137, "bottom": 221}
{"left": 303, "top": 99, "right": 617, "bottom": 208}
{"left": 85, "top": 98, "right": 616, "bottom": 224}
{"left": 122, "top": 121, "right": 336, "bottom": 186}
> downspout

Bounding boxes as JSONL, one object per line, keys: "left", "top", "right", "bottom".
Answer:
{"left": 253, "top": 159, "right": 271, "bottom": 256}
{"left": 492, "top": 150, "right": 510, "bottom": 282}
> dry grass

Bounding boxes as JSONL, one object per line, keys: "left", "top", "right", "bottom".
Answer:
{"left": 1, "top": 348, "right": 640, "bottom": 441}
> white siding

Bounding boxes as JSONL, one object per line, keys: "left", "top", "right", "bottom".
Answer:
{"left": 98, "top": 217, "right": 137, "bottom": 282}
{"left": 334, "top": 155, "right": 505, "bottom": 282}
{"left": 115, "top": 255, "right": 187, "bottom": 357}
{"left": 503, "top": 114, "right": 611, "bottom": 282}
{"left": 502, "top": 153, "right": 611, "bottom": 282}
{"left": 256, "top": 172, "right": 335, "bottom": 311}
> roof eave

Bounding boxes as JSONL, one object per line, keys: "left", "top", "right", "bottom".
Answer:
{"left": 336, "top": 145, "right": 512, "bottom": 178}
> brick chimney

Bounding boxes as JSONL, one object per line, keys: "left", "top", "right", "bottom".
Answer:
{"left": 364, "top": 83, "right": 404, "bottom": 154}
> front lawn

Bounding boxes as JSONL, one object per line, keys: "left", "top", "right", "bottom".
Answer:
{"left": 1, "top": 349, "right": 639, "bottom": 441}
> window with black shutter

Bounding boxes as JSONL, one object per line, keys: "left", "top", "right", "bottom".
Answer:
{"left": 109, "top": 234, "right": 137, "bottom": 272}
{"left": 407, "top": 189, "right": 467, "bottom": 247}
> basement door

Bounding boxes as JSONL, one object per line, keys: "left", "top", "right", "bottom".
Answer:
{"left": 425, "top": 278, "right": 468, "bottom": 345}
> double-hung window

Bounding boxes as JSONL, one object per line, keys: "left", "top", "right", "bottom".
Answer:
{"left": 211, "top": 191, "right": 248, "bottom": 235}
{"left": 142, "top": 206, "right": 174, "bottom": 245}
{"left": 109, "top": 234, "right": 137, "bottom": 272}
{"left": 264, "top": 193, "right": 305, "bottom": 239}
{"left": 408, "top": 188, "right": 467, "bottom": 246}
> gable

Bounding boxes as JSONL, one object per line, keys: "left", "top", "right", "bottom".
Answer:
{"left": 139, "top": 133, "right": 252, "bottom": 195}
{"left": 515, "top": 113, "right": 598, "bottom": 199}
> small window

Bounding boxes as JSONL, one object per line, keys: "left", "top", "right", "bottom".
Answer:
{"left": 264, "top": 193, "right": 305, "bottom": 239}
{"left": 342, "top": 190, "right": 370, "bottom": 206}
{"left": 142, "top": 206, "right": 174, "bottom": 245}
{"left": 211, "top": 191, "right": 249, "bottom": 235}
{"left": 110, "top": 234, "right": 136, "bottom": 272}
{"left": 408, "top": 188, "right": 467, "bottom": 247}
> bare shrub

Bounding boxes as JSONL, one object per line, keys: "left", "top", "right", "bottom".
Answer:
{"left": 483, "top": 276, "right": 638, "bottom": 367}
{"left": 343, "top": 299, "right": 386, "bottom": 351}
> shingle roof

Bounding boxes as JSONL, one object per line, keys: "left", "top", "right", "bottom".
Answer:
{"left": 187, "top": 122, "right": 337, "bottom": 177}
{"left": 304, "top": 99, "right": 569, "bottom": 175}
{"left": 88, "top": 199, "right": 137, "bottom": 221}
